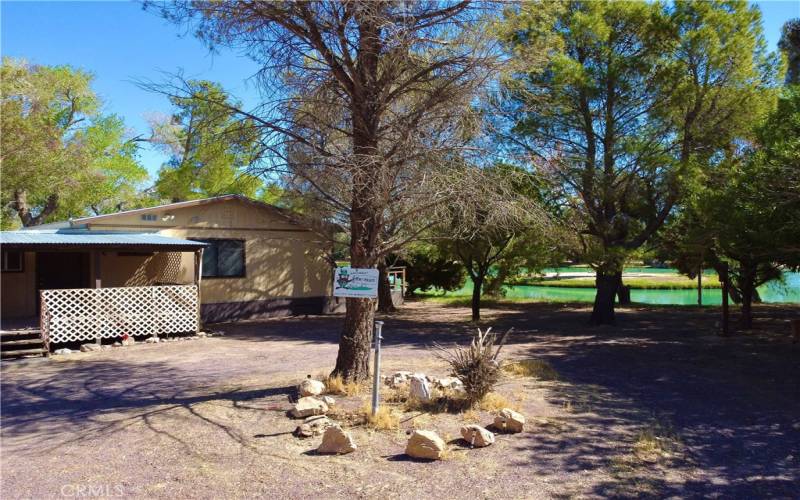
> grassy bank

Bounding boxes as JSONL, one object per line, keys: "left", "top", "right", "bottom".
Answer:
{"left": 512, "top": 275, "right": 721, "bottom": 290}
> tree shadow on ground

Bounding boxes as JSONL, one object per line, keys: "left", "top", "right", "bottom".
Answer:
{"left": 1, "top": 359, "right": 294, "bottom": 456}
{"left": 513, "top": 306, "right": 800, "bottom": 498}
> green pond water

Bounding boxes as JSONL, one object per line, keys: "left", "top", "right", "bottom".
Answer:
{"left": 430, "top": 269, "right": 800, "bottom": 305}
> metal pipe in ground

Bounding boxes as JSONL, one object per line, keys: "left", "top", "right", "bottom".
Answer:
{"left": 371, "top": 320, "right": 384, "bottom": 417}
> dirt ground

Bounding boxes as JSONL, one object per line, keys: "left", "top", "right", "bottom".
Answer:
{"left": 2, "top": 300, "right": 799, "bottom": 499}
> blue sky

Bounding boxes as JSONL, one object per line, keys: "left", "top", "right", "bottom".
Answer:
{"left": 2, "top": 0, "right": 799, "bottom": 182}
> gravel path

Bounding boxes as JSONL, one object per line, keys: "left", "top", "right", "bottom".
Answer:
{"left": 2, "top": 301, "right": 798, "bottom": 499}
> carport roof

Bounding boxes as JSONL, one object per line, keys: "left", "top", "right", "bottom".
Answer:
{"left": 0, "top": 229, "right": 207, "bottom": 251}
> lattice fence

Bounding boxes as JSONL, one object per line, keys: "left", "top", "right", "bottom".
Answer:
{"left": 41, "top": 285, "right": 198, "bottom": 344}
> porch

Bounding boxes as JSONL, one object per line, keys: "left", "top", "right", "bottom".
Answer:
{"left": 0, "top": 229, "right": 207, "bottom": 357}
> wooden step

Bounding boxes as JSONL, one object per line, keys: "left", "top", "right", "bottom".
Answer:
{"left": 1, "top": 348, "right": 47, "bottom": 358}
{"left": 0, "top": 330, "right": 41, "bottom": 338}
{"left": 1, "top": 338, "right": 44, "bottom": 346}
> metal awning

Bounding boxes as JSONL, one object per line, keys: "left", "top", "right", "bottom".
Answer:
{"left": 0, "top": 229, "right": 207, "bottom": 251}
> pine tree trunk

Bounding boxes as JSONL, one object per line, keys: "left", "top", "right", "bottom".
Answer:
{"left": 471, "top": 275, "right": 483, "bottom": 322}
{"left": 739, "top": 270, "right": 755, "bottom": 329}
{"left": 617, "top": 274, "right": 631, "bottom": 305}
{"left": 591, "top": 271, "right": 620, "bottom": 325}
{"left": 377, "top": 262, "right": 396, "bottom": 313}
{"left": 332, "top": 297, "right": 375, "bottom": 381}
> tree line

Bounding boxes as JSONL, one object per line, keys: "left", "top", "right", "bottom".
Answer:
{"left": 2, "top": 1, "right": 798, "bottom": 382}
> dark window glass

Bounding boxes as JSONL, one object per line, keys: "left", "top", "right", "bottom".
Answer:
{"left": 2, "top": 250, "right": 23, "bottom": 272}
{"left": 194, "top": 239, "right": 244, "bottom": 278}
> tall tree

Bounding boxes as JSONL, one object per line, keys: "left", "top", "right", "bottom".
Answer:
{"left": 149, "top": 80, "right": 264, "bottom": 202}
{"left": 1, "top": 58, "right": 146, "bottom": 228}
{"left": 498, "top": 0, "right": 778, "bottom": 324}
{"left": 150, "top": 1, "right": 503, "bottom": 381}
{"left": 780, "top": 19, "right": 800, "bottom": 85}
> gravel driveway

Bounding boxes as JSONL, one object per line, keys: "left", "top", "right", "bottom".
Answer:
{"left": 2, "top": 301, "right": 798, "bottom": 498}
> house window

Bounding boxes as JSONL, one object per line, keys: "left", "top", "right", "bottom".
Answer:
{"left": 141, "top": 214, "right": 157, "bottom": 221}
{"left": 195, "top": 239, "right": 245, "bottom": 278}
{"left": 1, "top": 250, "right": 23, "bottom": 272}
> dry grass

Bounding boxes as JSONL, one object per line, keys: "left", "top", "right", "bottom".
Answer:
{"left": 323, "top": 374, "right": 365, "bottom": 396}
{"left": 361, "top": 402, "right": 401, "bottom": 431}
{"left": 503, "top": 359, "right": 559, "bottom": 380}
{"left": 461, "top": 408, "right": 481, "bottom": 423}
{"left": 478, "top": 392, "right": 521, "bottom": 412}
{"left": 633, "top": 421, "right": 681, "bottom": 463}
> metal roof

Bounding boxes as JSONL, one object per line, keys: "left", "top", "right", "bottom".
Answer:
{"left": 0, "top": 229, "right": 207, "bottom": 249}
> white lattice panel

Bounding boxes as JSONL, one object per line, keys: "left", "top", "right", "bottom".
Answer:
{"left": 41, "top": 285, "right": 198, "bottom": 344}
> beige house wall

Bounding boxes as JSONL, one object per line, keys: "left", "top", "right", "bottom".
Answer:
{"left": 1, "top": 252, "right": 37, "bottom": 318}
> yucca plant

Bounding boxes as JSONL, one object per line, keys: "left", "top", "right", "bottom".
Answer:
{"left": 434, "top": 327, "right": 513, "bottom": 405}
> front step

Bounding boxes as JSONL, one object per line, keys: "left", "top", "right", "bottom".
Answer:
{"left": 1, "top": 329, "right": 47, "bottom": 359}
{"left": 1, "top": 347, "right": 48, "bottom": 359}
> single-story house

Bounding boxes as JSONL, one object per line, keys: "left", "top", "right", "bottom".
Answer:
{"left": 0, "top": 195, "right": 338, "bottom": 351}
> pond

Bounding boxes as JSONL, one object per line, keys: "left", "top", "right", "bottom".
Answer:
{"left": 435, "top": 270, "right": 800, "bottom": 305}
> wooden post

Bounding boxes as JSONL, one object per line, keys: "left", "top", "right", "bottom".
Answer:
{"left": 93, "top": 250, "right": 102, "bottom": 345}
{"left": 194, "top": 249, "right": 203, "bottom": 333}
{"left": 721, "top": 263, "right": 730, "bottom": 337}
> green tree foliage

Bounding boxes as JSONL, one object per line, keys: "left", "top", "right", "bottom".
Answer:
{"left": 397, "top": 244, "right": 466, "bottom": 296}
{"left": 661, "top": 86, "right": 800, "bottom": 328}
{"left": 149, "top": 80, "right": 263, "bottom": 202}
{"left": 498, "top": 0, "right": 779, "bottom": 324}
{"left": 1, "top": 58, "right": 146, "bottom": 228}
{"left": 780, "top": 19, "right": 800, "bottom": 84}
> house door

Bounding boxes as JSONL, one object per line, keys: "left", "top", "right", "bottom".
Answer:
{"left": 35, "top": 252, "right": 90, "bottom": 313}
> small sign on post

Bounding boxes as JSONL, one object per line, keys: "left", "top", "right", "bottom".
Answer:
{"left": 333, "top": 267, "right": 379, "bottom": 298}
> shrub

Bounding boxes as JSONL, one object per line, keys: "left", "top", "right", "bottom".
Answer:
{"left": 434, "top": 327, "right": 513, "bottom": 405}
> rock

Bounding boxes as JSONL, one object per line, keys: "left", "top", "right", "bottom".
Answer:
{"left": 494, "top": 408, "right": 525, "bottom": 433}
{"left": 385, "top": 371, "right": 413, "bottom": 387}
{"left": 298, "top": 378, "right": 326, "bottom": 397}
{"left": 294, "top": 415, "right": 333, "bottom": 438}
{"left": 317, "top": 425, "right": 357, "bottom": 454}
{"left": 80, "top": 343, "right": 102, "bottom": 352}
{"left": 460, "top": 425, "right": 495, "bottom": 447}
{"left": 321, "top": 395, "right": 336, "bottom": 406}
{"left": 290, "top": 396, "right": 329, "bottom": 418}
{"left": 121, "top": 337, "right": 135, "bottom": 346}
{"left": 113, "top": 342, "right": 122, "bottom": 347}
{"left": 435, "top": 377, "right": 464, "bottom": 391}
{"left": 145, "top": 337, "right": 159, "bottom": 344}
{"left": 409, "top": 375, "right": 431, "bottom": 401}
{"left": 405, "top": 430, "right": 445, "bottom": 460}
{"left": 54, "top": 348, "right": 72, "bottom": 355}
{"left": 197, "top": 332, "right": 207, "bottom": 338}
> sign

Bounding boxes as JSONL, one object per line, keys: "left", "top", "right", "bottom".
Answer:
{"left": 333, "top": 267, "right": 379, "bottom": 298}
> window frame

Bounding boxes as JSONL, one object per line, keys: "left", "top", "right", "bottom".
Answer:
{"left": 192, "top": 238, "right": 247, "bottom": 279}
{"left": 1, "top": 250, "right": 24, "bottom": 273}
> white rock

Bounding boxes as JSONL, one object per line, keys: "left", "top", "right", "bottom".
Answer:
{"left": 460, "top": 424, "right": 495, "bottom": 447}
{"left": 317, "top": 425, "right": 357, "bottom": 454}
{"left": 321, "top": 395, "right": 336, "bottom": 406}
{"left": 409, "top": 375, "right": 431, "bottom": 401}
{"left": 80, "top": 344, "right": 102, "bottom": 352}
{"left": 121, "top": 337, "right": 135, "bottom": 346}
{"left": 298, "top": 378, "right": 326, "bottom": 397}
{"left": 145, "top": 337, "right": 159, "bottom": 344}
{"left": 113, "top": 342, "right": 122, "bottom": 347}
{"left": 197, "top": 332, "right": 207, "bottom": 338}
{"left": 294, "top": 415, "right": 333, "bottom": 438}
{"left": 494, "top": 408, "right": 525, "bottom": 433}
{"left": 405, "top": 430, "right": 445, "bottom": 460}
{"left": 385, "top": 371, "right": 413, "bottom": 387}
{"left": 290, "top": 396, "right": 329, "bottom": 418}
{"left": 54, "top": 348, "right": 72, "bottom": 355}
{"left": 435, "top": 377, "right": 464, "bottom": 391}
